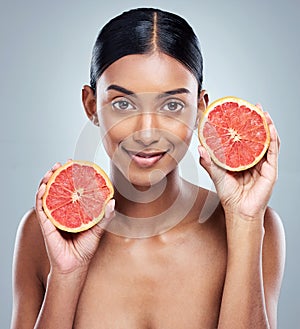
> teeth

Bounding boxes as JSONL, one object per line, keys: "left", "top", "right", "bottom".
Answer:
{"left": 136, "top": 153, "right": 161, "bottom": 158}
{"left": 137, "top": 155, "right": 152, "bottom": 158}
{"left": 125, "top": 149, "right": 166, "bottom": 159}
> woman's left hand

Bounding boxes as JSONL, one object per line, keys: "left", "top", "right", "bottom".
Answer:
{"left": 198, "top": 106, "right": 280, "bottom": 220}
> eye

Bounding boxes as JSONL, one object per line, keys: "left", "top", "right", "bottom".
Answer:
{"left": 112, "top": 99, "right": 136, "bottom": 111}
{"left": 161, "top": 100, "right": 184, "bottom": 112}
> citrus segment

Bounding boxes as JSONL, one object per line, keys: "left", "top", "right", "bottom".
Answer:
{"left": 42, "top": 160, "right": 114, "bottom": 232}
{"left": 198, "top": 97, "right": 270, "bottom": 171}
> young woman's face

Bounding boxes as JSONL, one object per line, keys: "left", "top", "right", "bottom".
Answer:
{"left": 95, "top": 52, "right": 203, "bottom": 187}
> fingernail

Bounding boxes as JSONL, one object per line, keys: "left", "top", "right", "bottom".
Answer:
{"left": 109, "top": 199, "right": 115, "bottom": 212}
{"left": 198, "top": 146, "right": 202, "bottom": 157}
{"left": 51, "top": 163, "right": 59, "bottom": 170}
{"left": 105, "top": 199, "right": 115, "bottom": 218}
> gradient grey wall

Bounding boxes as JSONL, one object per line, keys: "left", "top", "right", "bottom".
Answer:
{"left": 1, "top": 0, "right": 299, "bottom": 327}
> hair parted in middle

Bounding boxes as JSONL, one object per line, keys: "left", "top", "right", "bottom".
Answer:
{"left": 90, "top": 8, "right": 203, "bottom": 95}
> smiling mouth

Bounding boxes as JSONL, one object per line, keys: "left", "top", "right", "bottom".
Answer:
{"left": 125, "top": 149, "right": 167, "bottom": 168}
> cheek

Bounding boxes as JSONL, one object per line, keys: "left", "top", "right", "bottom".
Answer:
{"left": 163, "top": 107, "right": 198, "bottom": 141}
{"left": 164, "top": 114, "right": 195, "bottom": 145}
{"left": 174, "top": 121, "right": 194, "bottom": 140}
{"left": 100, "top": 114, "right": 136, "bottom": 156}
{"left": 99, "top": 107, "right": 196, "bottom": 155}
{"left": 170, "top": 123, "right": 194, "bottom": 162}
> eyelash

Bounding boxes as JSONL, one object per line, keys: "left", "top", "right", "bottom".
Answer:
{"left": 160, "top": 100, "right": 184, "bottom": 112}
{"left": 112, "top": 99, "right": 136, "bottom": 111}
{"left": 111, "top": 98, "right": 185, "bottom": 113}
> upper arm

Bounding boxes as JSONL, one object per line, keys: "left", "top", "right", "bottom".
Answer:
{"left": 11, "top": 208, "right": 49, "bottom": 329}
{"left": 262, "top": 207, "right": 286, "bottom": 328}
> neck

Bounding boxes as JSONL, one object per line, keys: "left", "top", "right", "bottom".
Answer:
{"left": 110, "top": 164, "right": 182, "bottom": 219}
{"left": 107, "top": 164, "right": 201, "bottom": 238}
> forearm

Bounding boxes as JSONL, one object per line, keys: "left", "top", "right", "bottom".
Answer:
{"left": 34, "top": 268, "right": 88, "bottom": 329}
{"left": 218, "top": 215, "right": 270, "bottom": 329}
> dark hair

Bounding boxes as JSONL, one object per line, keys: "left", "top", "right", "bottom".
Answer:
{"left": 90, "top": 8, "right": 203, "bottom": 94}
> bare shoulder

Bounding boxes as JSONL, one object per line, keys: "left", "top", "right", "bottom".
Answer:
{"left": 263, "top": 206, "right": 286, "bottom": 252}
{"left": 11, "top": 208, "right": 49, "bottom": 328}
{"left": 13, "top": 208, "right": 49, "bottom": 286}
{"left": 262, "top": 207, "right": 286, "bottom": 312}
{"left": 262, "top": 207, "right": 286, "bottom": 279}
{"left": 183, "top": 179, "right": 222, "bottom": 223}
{"left": 15, "top": 208, "right": 46, "bottom": 253}
{"left": 16, "top": 207, "right": 41, "bottom": 239}
{"left": 182, "top": 180, "right": 226, "bottom": 248}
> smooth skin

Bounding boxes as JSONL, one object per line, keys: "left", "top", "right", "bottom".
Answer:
{"left": 11, "top": 52, "right": 285, "bottom": 329}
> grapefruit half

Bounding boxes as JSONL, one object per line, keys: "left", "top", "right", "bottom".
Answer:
{"left": 42, "top": 160, "right": 114, "bottom": 232}
{"left": 198, "top": 96, "right": 270, "bottom": 171}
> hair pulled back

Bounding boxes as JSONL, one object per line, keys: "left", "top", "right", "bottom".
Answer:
{"left": 90, "top": 8, "right": 203, "bottom": 93}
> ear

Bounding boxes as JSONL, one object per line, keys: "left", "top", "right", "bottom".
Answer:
{"left": 82, "top": 85, "right": 98, "bottom": 125}
{"left": 195, "top": 90, "right": 209, "bottom": 129}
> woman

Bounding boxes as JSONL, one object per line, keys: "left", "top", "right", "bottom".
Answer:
{"left": 11, "top": 8, "right": 285, "bottom": 329}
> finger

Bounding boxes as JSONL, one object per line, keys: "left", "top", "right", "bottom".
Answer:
{"left": 38, "top": 170, "right": 52, "bottom": 188}
{"left": 35, "top": 183, "right": 49, "bottom": 223}
{"left": 198, "top": 145, "right": 229, "bottom": 189}
{"left": 264, "top": 112, "right": 280, "bottom": 146}
{"left": 51, "top": 162, "right": 62, "bottom": 171}
{"left": 104, "top": 199, "right": 115, "bottom": 219}
{"left": 266, "top": 123, "right": 279, "bottom": 169}
{"left": 38, "top": 162, "right": 62, "bottom": 188}
{"left": 255, "top": 103, "right": 263, "bottom": 111}
{"left": 36, "top": 207, "right": 58, "bottom": 238}
{"left": 36, "top": 181, "right": 46, "bottom": 202}
{"left": 97, "top": 199, "right": 115, "bottom": 231}
{"left": 263, "top": 111, "right": 273, "bottom": 126}
{"left": 264, "top": 112, "right": 280, "bottom": 150}
{"left": 35, "top": 183, "right": 58, "bottom": 238}
{"left": 198, "top": 145, "right": 212, "bottom": 172}
{"left": 198, "top": 145, "right": 222, "bottom": 180}
{"left": 89, "top": 201, "right": 115, "bottom": 240}
{"left": 264, "top": 112, "right": 280, "bottom": 144}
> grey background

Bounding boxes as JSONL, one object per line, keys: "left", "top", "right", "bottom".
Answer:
{"left": 1, "top": 0, "right": 299, "bottom": 327}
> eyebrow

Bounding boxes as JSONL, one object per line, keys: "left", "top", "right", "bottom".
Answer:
{"left": 106, "top": 84, "right": 136, "bottom": 96}
{"left": 106, "top": 84, "right": 191, "bottom": 98}
{"left": 157, "top": 88, "right": 191, "bottom": 98}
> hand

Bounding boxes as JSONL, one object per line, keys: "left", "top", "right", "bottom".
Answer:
{"left": 35, "top": 162, "right": 115, "bottom": 274}
{"left": 198, "top": 108, "right": 280, "bottom": 220}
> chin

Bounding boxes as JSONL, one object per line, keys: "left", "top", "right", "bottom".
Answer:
{"left": 110, "top": 166, "right": 170, "bottom": 203}
{"left": 131, "top": 170, "right": 167, "bottom": 188}
{"left": 110, "top": 150, "right": 178, "bottom": 192}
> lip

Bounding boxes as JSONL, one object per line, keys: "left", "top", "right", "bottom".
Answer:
{"left": 125, "top": 149, "right": 167, "bottom": 168}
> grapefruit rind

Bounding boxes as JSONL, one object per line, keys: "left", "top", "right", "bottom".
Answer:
{"left": 198, "top": 96, "right": 270, "bottom": 171}
{"left": 42, "top": 160, "right": 114, "bottom": 233}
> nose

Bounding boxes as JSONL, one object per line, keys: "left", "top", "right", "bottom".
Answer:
{"left": 133, "top": 113, "right": 160, "bottom": 146}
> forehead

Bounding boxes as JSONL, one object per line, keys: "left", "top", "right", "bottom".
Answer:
{"left": 96, "top": 52, "right": 198, "bottom": 95}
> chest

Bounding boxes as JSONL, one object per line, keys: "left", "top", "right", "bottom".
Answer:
{"left": 74, "top": 232, "right": 227, "bottom": 328}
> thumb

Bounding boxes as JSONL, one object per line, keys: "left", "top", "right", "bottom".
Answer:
{"left": 87, "top": 199, "right": 115, "bottom": 241}
{"left": 198, "top": 145, "right": 213, "bottom": 176}
{"left": 96, "top": 199, "right": 115, "bottom": 231}
{"left": 198, "top": 145, "right": 226, "bottom": 185}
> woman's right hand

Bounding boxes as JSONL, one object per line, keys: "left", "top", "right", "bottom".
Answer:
{"left": 35, "top": 162, "right": 115, "bottom": 275}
